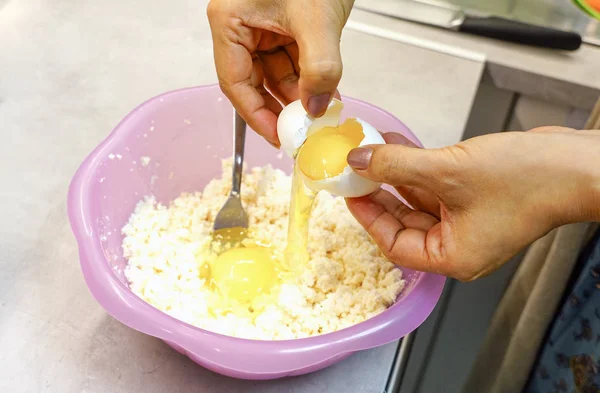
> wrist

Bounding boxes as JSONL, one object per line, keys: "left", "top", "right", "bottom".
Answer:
{"left": 553, "top": 136, "right": 600, "bottom": 224}
{"left": 581, "top": 166, "right": 600, "bottom": 222}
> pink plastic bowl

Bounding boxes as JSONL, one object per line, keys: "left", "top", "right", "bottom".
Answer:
{"left": 68, "top": 84, "right": 445, "bottom": 380}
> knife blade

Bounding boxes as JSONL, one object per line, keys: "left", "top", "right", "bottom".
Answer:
{"left": 353, "top": 0, "right": 582, "bottom": 51}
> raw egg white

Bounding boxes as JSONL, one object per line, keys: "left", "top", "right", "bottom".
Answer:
{"left": 276, "top": 99, "right": 385, "bottom": 198}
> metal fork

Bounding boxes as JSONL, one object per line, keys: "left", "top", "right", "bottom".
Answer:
{"left": 212, "top": 110, "right": 248, "bottom": 245}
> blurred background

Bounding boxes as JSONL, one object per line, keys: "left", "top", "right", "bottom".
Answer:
{"left": 432, "top": 0, "right": 600, "bottom": 42}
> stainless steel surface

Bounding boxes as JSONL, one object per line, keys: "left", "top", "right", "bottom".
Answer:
{"left": 355, "top": 0, "right": 465, "bottom": 29}
{"left": 384, "top": 332, "right": 416, "bottom": 393}
{"left": 231, "top": 111, "right": 247, "bottom": 198}
{"left": 436, "top": 0, "right": 600, "bottom": 45}
{"left": 213, "top": 111, "right": 249, "bottom": 232}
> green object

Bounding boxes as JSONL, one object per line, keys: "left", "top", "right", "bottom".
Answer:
{"left": 572, "top": 0, "right": 600, "bottom": 20}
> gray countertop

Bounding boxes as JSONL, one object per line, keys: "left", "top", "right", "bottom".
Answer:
{"left": 2, "top": 0, "right": 593, "bottom": 392}
{"left": 350, "top": 4, "right": 600, "bottom": 110}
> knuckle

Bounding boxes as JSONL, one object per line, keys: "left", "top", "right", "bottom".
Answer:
{"left": 451, "top": 264, "right": 478, "bottom": 282}
{"left": 445, "top": 254, "right": 484, "bottom": 282}
{"left": 217, "top": 78, "right": 234, "bottom": 97}
{"left": 529, "top": 126, "right": 576, "bottom": 134}
{"left": 386, "top": 252, "right": 402, "bottom": 267}
{"left": 437, "top": 259, "right": 472, "bottom": 282}
{"left": 435, "top": 145, "right": 469, "bottom": 185}
{"left": 441, "top": 144, "right": 468, "bottom": 170}
{"left": 392, "top": 204, "right": 411, "bottom": 222}
{"left": 455, "top": 273, "right": 475, "bottom": 282}
{"left": 277, "top": 72, "right": 299, "bottom": 86}
{"left": 376, "top": 151, "right": 406, "bottom": 184}
{"left": 207, "top": 1, "right": 240, "bottom": 31}
{"left": 529, "top": 126, "right": 557, "bottom": 133}
{"left": 455, "top": 268, "right": 486, "bottom": 282}
{"left": 206, "top": 0, "right": 221, "bottom": 19}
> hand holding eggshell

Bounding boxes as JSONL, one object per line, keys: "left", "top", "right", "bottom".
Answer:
{"left": 207, "top": 0, "right": 355, "bottom": 144}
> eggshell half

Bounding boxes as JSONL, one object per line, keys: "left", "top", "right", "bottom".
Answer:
{"left": 277, "top": 99, "right": 344, "bottom": 157}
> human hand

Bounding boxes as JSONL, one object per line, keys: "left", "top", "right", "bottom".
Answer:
{"left": 346, "top": 128, "right": 600, "bottom": 281}
{"left": 207, "top": 0, "right": 353, "bottom": 146}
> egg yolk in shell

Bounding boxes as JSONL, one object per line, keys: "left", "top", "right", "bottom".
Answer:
{"left": 297, "top": 118, "right": 365, "bottom": 180}
{"left": 211, "top": 246, "right": 279, "bottom": 303}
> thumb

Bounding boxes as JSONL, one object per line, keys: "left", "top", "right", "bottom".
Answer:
{"left": 291, "top": 14, "right": 345, "bottom": 117}
{"left": 347, "top": 144, "right": 447, "bottom": 187}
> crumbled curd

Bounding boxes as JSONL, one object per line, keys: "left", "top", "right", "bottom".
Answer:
{"left": 122, "top": 160, "right": 404, "bottom": 340}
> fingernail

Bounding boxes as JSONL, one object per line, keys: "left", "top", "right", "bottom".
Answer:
{"left": 383, "top": 132, "right": 415, "bottom": 147}
{"left": 307, "top": 93, "right": 331, "bottom": 117}
{"left": 347, "top": 147, "right": 373, "bottom": 170}
{"left": 383, "top": 133, "right": 406, "bottom": 144}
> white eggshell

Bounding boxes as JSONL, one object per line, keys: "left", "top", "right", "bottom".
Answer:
{"left": 301, "top": 119, "right": 386, "bottom": 198}
{"left": 277, "top": 99, "right": 344, "bottom": 157}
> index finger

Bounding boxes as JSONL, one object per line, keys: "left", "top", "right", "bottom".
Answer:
{"left": 209, "top": 17, "right": 280, "bottom": 144}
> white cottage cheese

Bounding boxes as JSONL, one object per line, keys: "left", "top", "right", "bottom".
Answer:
{"left": 122, "top": 161, "right": 404, "bottom": 340}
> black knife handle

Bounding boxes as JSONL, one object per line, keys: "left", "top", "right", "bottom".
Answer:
{"left": 459, "top": 16, "right": 582, "bottom": 51}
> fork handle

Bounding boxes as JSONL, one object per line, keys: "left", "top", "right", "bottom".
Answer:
{"left": 231, "top": 110, "right": 246, "bottom": 195}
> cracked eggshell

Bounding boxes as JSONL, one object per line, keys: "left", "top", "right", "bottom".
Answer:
{"left": 277, "top": 99, "right": 344, "bottom": 157}
{"left": 301, "top": 119, "right": 386, "bottom": 198}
